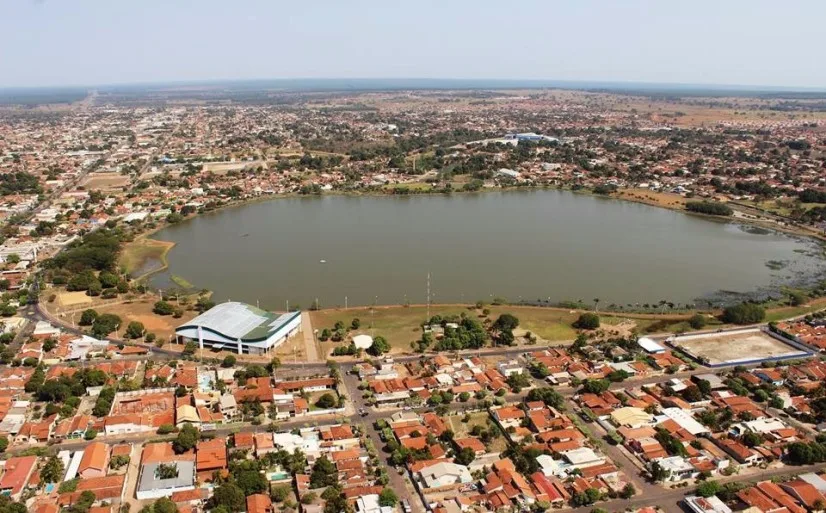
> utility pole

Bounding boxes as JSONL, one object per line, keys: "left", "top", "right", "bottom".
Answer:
{"left": 345, "top": 296, "right": 348, "bottom": 309}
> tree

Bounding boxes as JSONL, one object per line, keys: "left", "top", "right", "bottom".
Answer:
{"left": 110, "top": 454, "right": 130, "bottom": 470}
{"left": 689, "top": 314, "right": 707, "bottom": 330}
{"left": 572, "top": 488, "right": 601, "bottom": 507}
{"left": 125, "top": 321, "right": 145, "bottom": 339}
{"left": 454, "top": 447, "right": 476, "bottom": 466}
{"left": 156, "top": 463, "right": 179, "bottom": 479}
{"left": 42, "top": 337, "right": 57, "bottom": 352}
{"left": 84, "top": 429, "right": 97, "bottom": 441}
{"left": 79, "top": 309, "right": 98, "bottom": 326}
{"left": 581, "top": 379, "right": 610, "bottom": 394}
{"left": 721, "top": 303, "right": 765, "bottom": 325}
{"left": 697, "top": 480, "right": 722, "bottom": 498}
{"left": 315, "top": 393, "right": 337, "bottom": 409}
{"left": 272, "top": 486, "right": 291, "bottom": 502}
{"left": 153, "top": 498, "right": 179, "bottom": 513}
{"left": 506, "top": 372, "right": 531, "bottom": 391}
{"left": 300, "top": 492, "right": 318, "bottom": 505}
{"left": 157, "top": 424, "right": 177, "bottom": 435}
{"left": 526, "top": 388, "right": 565, "bottom": 409}
{"left": 378, "top": 489, "right": 398, "bottom": 508}
{"left": 153, "top": 300, "right": 174, "bottom": 315}
{"left": 573, "top": 313, "right": 600, "bottom": 330}
{"left": 619, "top": 483, "right": 636, "bottom": 499}
{"left": 0, "top": 436, "right": 8, "bottom": 453}
{"left": 351, "top": 318, "right": 361, "bottom": 329}
{"left": 741, "top": 432, "right": 763, "bottom": 448}
{"left": 91, "top": 313, "right": 121, "bottom": 338}
{"left": 235, "top": 469, "right": 268, "bottom": 495}
{"left": 212, "top": 483, "right": 246, "bottom": 512}
{"left": 310, "top": 456, "right": 337, "bottom": 488}
{"left": 685, "top": 201, "right": 733, "bottom": 216}
{"left": 41, "top": 455, "right": 65, "bottom": 483}
{"left": 650, "top": 461, "right": 671, "bottom": 482}
{"left": 173, "top": 423, "right": 199, "bottom": 454}
{"left": 496, "top": 329, "right": 515, "bottom": 346}
{"left": 366, "top": 335, "right": 390, "bottom": 356}
{"left": 492, "top": 313, "right": 519, "bottom": 332}
{"left": 222, "top": 355, "right": 237, "bottom": 368}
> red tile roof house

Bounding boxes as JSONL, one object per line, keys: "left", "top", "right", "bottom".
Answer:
{"left": 53, "top": 415, "right": 92, "bottom": 440}
{"left": 491, "top": 406, "right": 526, "bottom": 430}
{"left": 714, "top": 438, "right": 764, "bottom": 466}
{"left": 780, "top": 480, "right": 826, "bottom": 510}
{"left": 196, "top": 437, "right": 228, "bottom": 478}
{"left": 16, "top": 415, "right": 57, "bottom": 444}
{"left": 247, "top": 494, "right": 275, "bottom": 513}
{"left": 79, "top": 442, "right": 110, "bottom": 479}
{"left": 0, "top": 455, "right": 38, "bottom": 500}
{"left": 275, "top": 378, "right": 336, "bottom": 393}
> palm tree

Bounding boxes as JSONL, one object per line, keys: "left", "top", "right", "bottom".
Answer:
{"left": 593, "top": 298, "right": 600, "bottom": 313}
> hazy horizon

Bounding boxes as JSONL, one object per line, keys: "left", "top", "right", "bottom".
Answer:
{"left": 2, "top": 0, "right": 826, "bottom": 89}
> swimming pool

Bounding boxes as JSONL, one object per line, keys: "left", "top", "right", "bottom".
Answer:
{"left": 197, "top": 371, "right": 215, "bottom": 391}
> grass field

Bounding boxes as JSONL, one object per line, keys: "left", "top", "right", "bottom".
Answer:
{"left": 120, "top": 237, "right": 175, "bottom": 277}
{"left": 311, "top": 305, "right": 471, "bottom": 353}
{"left": 765, "top": 297, "right": 826, "bottom": 322}
{"left": 310, "top": 304, "right": 695, "bottom": 355}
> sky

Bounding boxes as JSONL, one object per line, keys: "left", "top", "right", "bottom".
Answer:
{"left": 2, "top": 0, "right": 825, "bottom": 89}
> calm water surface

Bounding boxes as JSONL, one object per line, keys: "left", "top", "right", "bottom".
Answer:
{"left": 149, "top": 191, "right": 824, "bottom": 309}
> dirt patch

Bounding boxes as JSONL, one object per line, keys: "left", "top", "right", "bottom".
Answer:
{"left": 673, "top": 329, "right": 806, "bottom": 365}
{"left": 615, "top": 188, "right": 687, "bottom": 210}
{"left": 80, "top": 172, "right": 131, "bottom": 190}
{"left": 56, "top": 291, "right": 93, "bottom": 308}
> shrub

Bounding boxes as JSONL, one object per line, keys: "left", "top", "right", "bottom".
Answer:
{"left": 153, "top": 300, "right": 174, "bottom": 315}
{"left": 573, "top": 313, "right": 600, "bottom": 330}
{"left": 686, "top": 201, "right": 733, "bottom": 216}
{"left": 689, "top": 313, "right": 707, "bottom": 330}
{"left": 79, "top": 309, "right": 99, "bottom": 326}
{"left": 721, "top": 303, "right": 765, "bottom": 324}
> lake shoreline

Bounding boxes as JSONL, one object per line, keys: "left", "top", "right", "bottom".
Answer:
{"left": 142, "top": 184, "right": 826, "bottom": 248}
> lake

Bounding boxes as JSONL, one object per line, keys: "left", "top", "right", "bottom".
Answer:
{"left": 149, "top": 190, "right": 824, "bottom": 309}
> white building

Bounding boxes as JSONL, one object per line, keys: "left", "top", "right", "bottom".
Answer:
{"left": 136, "top": 461, "right": 196, "bottom": 500}
{"left": 683, "top": 495, "right": 732, "bottom": 513}
{"left": 416, "top": 461, "right": 472, "bottom": 489}
{"left": 637, "top": 337, "right": 665, "bottom": 354}
{"left": 176, "top": 302, "right": 301, "bottom": 355}
{"left": 660, "top": 408, "right": 709, "bottom": 436}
